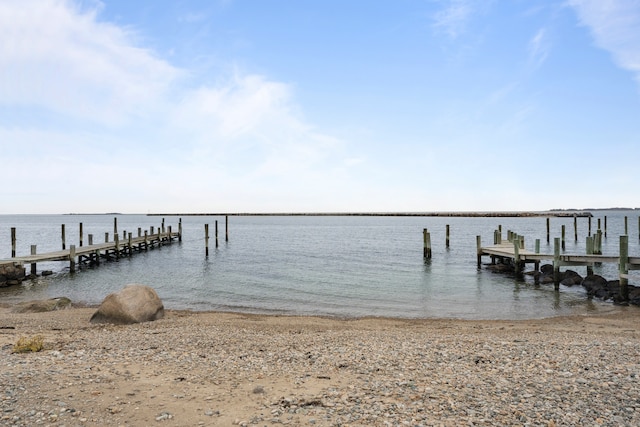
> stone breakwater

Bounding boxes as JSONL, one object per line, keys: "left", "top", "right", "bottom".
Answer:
{"left": 1, "top": 308, "right": 639, "bottom": 426}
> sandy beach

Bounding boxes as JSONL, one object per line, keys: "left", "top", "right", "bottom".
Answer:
{"left": 1, "top": 304, "right": 640, "bottom": 426}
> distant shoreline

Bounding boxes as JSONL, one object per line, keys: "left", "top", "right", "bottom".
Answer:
{"left": 146, "top": 211, "right": 595, "bottom": 218}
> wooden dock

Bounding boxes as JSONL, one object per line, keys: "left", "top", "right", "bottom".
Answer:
{"left": 1, "top": 229, "right": 180, "bottom": 274}
{"left": 477, "top": 231, "right": 640, "bottom": 299}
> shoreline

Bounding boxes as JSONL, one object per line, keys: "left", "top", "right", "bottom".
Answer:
{"left": 2, "top": 306, "right": 640, "bottom": 426}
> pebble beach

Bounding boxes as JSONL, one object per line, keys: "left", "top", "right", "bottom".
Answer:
{"left": 1, "top": 305, "right": 640, "bottom": 426}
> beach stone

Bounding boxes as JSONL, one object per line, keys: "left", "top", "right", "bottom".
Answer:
{"left": 560, "top": 270, "right": 583, "bottom": 287}
{"left": 0, "top": 265, "right": 26, "bottom": 287}
{"left": 90, "top": 284, "right": 164, "bottom": 325}
{"left": 12, "top": 297, "right": 72, "bottom": 313}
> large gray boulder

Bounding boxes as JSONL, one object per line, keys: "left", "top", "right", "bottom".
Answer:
{"left": 90, "top": 285, "right": 164, "bottom": 325}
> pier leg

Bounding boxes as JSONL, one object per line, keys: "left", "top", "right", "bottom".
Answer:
{"left": 215, "top": 220, "right": 219, "bottom": 248}
{"left": 513, "top": 237, "right": 522, "bottom": 279}
{"left": 11, "top": 227, "right": 16, "bottom": 258}
{"left": 30, "top": 245, "right": 37, "bottom": 276}
{"left": 476, "top": 235, "right": 481, "bottom": 268}
{"left": 205, "top": 224, "right": 210, "bottom": 257}
{"left": 61, "top": 224, "right": 66, "bottom": 250}
{"left": 225, "top": 215, "right": 229, "bottom": 242}
{"left": 79, "top": 223, "right": 83, "bottom": 247}
{"left": 586, "top": 236, "right": 594, "bottom": 276}
{"left": 620, "top": 235, "right": 629, "bottom": 302}
{"left": 574, "top": 216, "right": 578, "bottom": 242}
{"left": 561, "top": 225, "right": 566, "bottom": 251}
{"left": 128, "top": 233, "right": 132, "bottom": 257}
{"left": 546, "top": 218, "right": 550, "bottom": 243}
{"left": 553, "top": 238, "right": 561, "bottom": 291}
{"left": 534, "top": 239, "right": 540, "bottom": 272}
{"left": 69, "top": 245, "right": 76, "bottom": 273}
{"left": 179, "top": 219, "right": 183, "bottom": 242}
{"left": 446, "top": 224, "right": 450, "bottom": 249}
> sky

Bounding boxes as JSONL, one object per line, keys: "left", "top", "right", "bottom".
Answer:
{"left": 1, "top": 0, "right": 639, "bottom": 214}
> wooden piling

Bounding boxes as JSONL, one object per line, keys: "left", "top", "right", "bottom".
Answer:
{"left": 586, "top": 236, "right": 594, "bottom": 276}
{"left": 225, "top": 215, "right": 229, "bottom": 242}
{"left": 423, "top": 229, "right": 432, "bottom": 259}
{"left": 30, "top": 245, "right": 37, "bottom": 275}
{"left": 138, "top": 227, "right": 142, "bottom": 238}
{"left": 11, "top": 227, "right": 16, "bottom": 258}
{"left": 114, "top": 234, "right": 120, "bottom": 259}
{"left": 128, "top": 233, "right": 132, "bottom": 257}
{"left": 144, "top": 230, "right": 149, "bottom": 251}
{"left": 215, "top": 220, "right": 219, "bottom": 248}
{"left": 574, "top": 216, "right": 578, "bottom": 242}
{"left": 476, "top": 235, "right": 482, "bottom": 268}
{"left": 620, "top": 235, "right": 629, "bottom": 301}
{"left": 546, "top": 218, "right": 550, "bottom": 243}
{"left": 513, "top": 236, "right": 522, "bottom": 278}
{"left": 534, "top": 239, "right": 540, "bottom": 272}
{"left": 624, "top": 216, "right": 628, "bottom": 235}
{"left": 88, "top": 234, "right": 93, "bottom": 245}
{"left": 179, "top": 218, "right": 183, "bottom": 242}
{"left": 553, "top": 238, "right": 561, "bottom": 290}
{"left": 561, "top": 225, "right": 566, "bottom": 251}
{"left": 69, "top": 245, "right": 76, "bottom": 273}
{"left": 205, "top": 224, "right": 210, "bottom": 256}
{"left": 114, "top": 217, "right": 118, "bottom": 237}
{"left": 61, "top": 224, "right": 66, "bottom": 250}
{"left": 604, "top": 216, "right": 608, "bottom": 238}
{"left": 588, "top": 216, "right": 592, "bottom": 236}
{"left": 105, "top": 232, "right": 109, "bottom": 243}
{"left": 446, "top": 224, "right": 450, "bottom": 248}
{"left": 79, "top": 223, "right": 83, "bottom": 247}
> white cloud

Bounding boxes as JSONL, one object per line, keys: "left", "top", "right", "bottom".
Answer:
{"left": 568, "top": 0, "right": 640, "bottom": 84}
{"left": 0, "top": 0, "right": 181, "bottom": 125}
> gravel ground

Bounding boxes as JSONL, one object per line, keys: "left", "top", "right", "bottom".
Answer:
{"left": 1, "top": 305, "right": 640, "bottom": 426}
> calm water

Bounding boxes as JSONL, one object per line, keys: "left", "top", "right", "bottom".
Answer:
{"left": 1, "top": 211, "right": 639, "bottom": 319}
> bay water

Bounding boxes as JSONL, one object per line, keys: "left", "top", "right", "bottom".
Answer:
{"left": 1, "top": 211, "right": 638, "bottom": 319}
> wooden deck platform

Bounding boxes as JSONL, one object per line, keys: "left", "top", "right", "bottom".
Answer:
{"left": 1, "top": 230, "right": 180, "bottom": 274}
{"left": 477, "top": 232, "right": 640, "bottom": 293}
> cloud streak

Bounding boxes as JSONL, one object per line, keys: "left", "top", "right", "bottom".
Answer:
{"left": 568, "top": 0, "right": 640, "bottom": 84}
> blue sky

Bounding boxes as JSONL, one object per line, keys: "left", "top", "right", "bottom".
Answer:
{"left": 1, "top": 0, "right": 639, "bottom": 214}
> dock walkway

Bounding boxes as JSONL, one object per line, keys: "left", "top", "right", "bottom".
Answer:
{"left": 1, "top": 230, "right": 180, "bottom": 274}
{"left": 477, "top": 231, "right": 640, "bottom": 295}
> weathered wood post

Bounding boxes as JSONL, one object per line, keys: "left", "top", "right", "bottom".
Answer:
{"left": 597, "top": 218, "right": 601, "bottom": 233}
{"left": 588, "top": 216, "right": 592, "bottom": 236}
{"left": 144, "top": 230, "right": 149, "bottom": 251}
{"left": 215, "top": 220, "right": 219, "bottom": 248}
{"left": 179, "top": 218, "right": 183, "bottom": 242}
{"left": 546, "top": 218, "right": 550, "bottom": 243}
{"left": 604, "top": 216, "right": 608, "bottom": 238}
{"left": 127, "top": 232, "right": 133, "bottom": 257}
{"left": 138, "top": 227, "right": 142, "bottom": 238}
{"left": 446, "top": 224, "right": 450, "bottom": 249}
{"left": 586, "top": 236, "right": 594, "bottom": 276}
{"left": 69, "top": 245, "right": 76, "bottom": 273}
{"left": 61, "top": 224, "right": 66, "bottom": 250}
{"left": 114, "top": 234, "right": 120, "bottom": 259}
{"left": 79, "top": 222, "right": 83, "bottom": 247}
{"left": 476, "top": 235, "right": 482, "bottom": 268}
{"left": 168, "top": 226, "right": 172, "bottom": 244}
{"left": 534, "top": 238, "right": 540, "bottom": 273}
{"left": 513, "top": 235, "right": 522, "bottom": 278}
{"left": 624, "top": 216, "right": 628, "bottom": 235}
{"left": 114, "top": 217, "right": 118, "bottom": 237}
{"left": 553, "top": 237, "right": 561, "bottom": 291}
{"left": 595, "top": 230, "right": 603, "bottom": 255}
{"left": 574, "top": 216, "right": 578, "bottom": 242}
{"left": 105, "top": 232, "right": 109, "bottom": 243}
{"left": 620, "top": 235, "right": 629, "bottom": 302}
{"left": 205, "top": 224, "right": 210, "bottom": 257}
{"left": 11, "top": 227, "right": 16, "bottom": 258}
{"left": 423, "top": 229, "right": 432, "bottom": 259}
{"left": 225, "top": 215, "right": 229, "bottom": 242}
{"left": 561, "top": 225, "right": 566, "bottom": 251}
{"left": 162, "top": 218, "right": 165, "bottom": 234}
{"left": 88, "top": 234, "right": 93, "bottom": 245}
{"left": 30, "top": 245, "right": 37, "bottom": 276}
